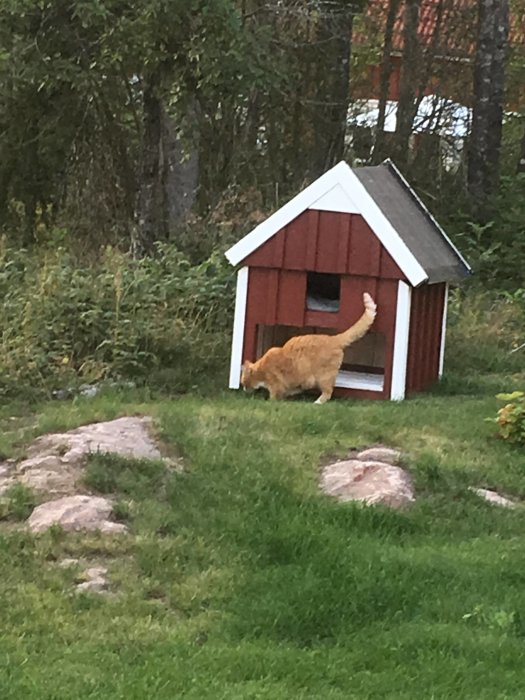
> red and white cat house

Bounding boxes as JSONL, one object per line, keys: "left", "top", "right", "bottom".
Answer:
{"left": 225, "top": 159, "right": 471, "bottom": 400}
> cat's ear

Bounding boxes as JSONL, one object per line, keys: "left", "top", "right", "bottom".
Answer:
{"left": 242, "top": 361, "right": 253, "bottom": 374}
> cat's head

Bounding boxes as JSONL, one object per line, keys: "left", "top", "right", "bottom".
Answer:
{"left": 240, "top": 361, "right": 265, "bottom": 391}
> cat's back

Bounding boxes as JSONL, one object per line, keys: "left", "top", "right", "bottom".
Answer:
{"left": 283, "top": 332, "right": 332, "bottom": 351}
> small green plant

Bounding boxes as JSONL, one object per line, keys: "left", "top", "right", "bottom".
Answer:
{"left": 0, "top": 483, "right": 35, "bottom": 521}
{"left": 84, "top": 452, "right": 166, "bottom": 498}
{"left": 491, "top": 391, "right": 525, "bottom": 444}
{"left": 462, "top": 604, "right": 524, "bottom": 637}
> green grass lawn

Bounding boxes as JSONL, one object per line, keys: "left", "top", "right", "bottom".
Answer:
{"left": 1, "top": 383, "right": 525, "bottom": 699}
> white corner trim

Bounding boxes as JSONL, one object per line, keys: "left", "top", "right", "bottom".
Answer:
{"left": 224, "top": 162, "right": 350, "bottom": 266}
{"left": 308, "top": 183, "right": 359, "bottom": 214}
{"left": 438, "top": 283, "right": 449, "bottom": 377}
{"left": 390, "top": 281, "right": 412, "bottom": 400}
{"left": 228, "top": 267, "right": 249, "bottom": 389}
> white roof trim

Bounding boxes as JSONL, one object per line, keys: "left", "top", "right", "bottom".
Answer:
{"left": 225, "top": 163, "right": 349, "bottom": 267}
{"left": 224, "top": 161, "right": 428, "bottom": 287}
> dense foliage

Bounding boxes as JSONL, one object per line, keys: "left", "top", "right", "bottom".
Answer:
{"left": 0, "top": 241, "right": 235, "bottom": 398}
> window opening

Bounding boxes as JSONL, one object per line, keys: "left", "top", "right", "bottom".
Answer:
{"left": 306, "top": 272, "right": 340, "bottom": 312}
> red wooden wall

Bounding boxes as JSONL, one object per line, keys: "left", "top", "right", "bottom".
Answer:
{"left": 244, "top": 210, "right": 405, "bottom": 280}
{"left": 406, "top": 282, "right": 446, "bottom": 394}
{"left": 241, "top": 210, "right": 407, "bottom": 400}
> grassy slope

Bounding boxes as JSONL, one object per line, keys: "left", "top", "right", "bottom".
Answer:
{"left": 1, "top": 385, "right": 525, "bottom": 699}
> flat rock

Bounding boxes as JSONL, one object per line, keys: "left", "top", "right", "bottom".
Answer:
{"left": 470, "top": 487, "right": 518, "bottom": 509}
{"left": 356, "top": 447, "right": 401, "bottom": 465}
{"left": 27, "top": 495, "right": 128, "bottom": 534}
{"left": 84, "top": 566, "right": 108, "bottom": 579}
{"left": 58, "top": 558, "right": 80, "bottom": 569}
{"left": 320, "top": 459, "right": 415, "bottom": 508}
{"left": 76, "top": 578, "right": 108, "bottom": 593}
{"left": 14, "top": 416, "right": 163, "bottom": 496}
{"left": 0, "top": 461, "right": 17, "bottom": 495}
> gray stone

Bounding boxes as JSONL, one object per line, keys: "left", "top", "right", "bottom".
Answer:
{"left": 12, "top": 416, "right": 164, "bottom": 496}
{"left": 0, "top": 460, "right": 16, "bottom": 477}
{"left": 84, "top": 566, "right": 108, "bottom": 579}
{"left": 0, "top": 460, "right": 17, "bottom": 495}
{"left": 27, "top": 495, "right": 128, "bottom": 534}
{"left": 58, "top": 558, "right": 80, "bottom": 568}
{"left": 0, "top": 477, "right": 16, "bottom": 496}
{"left": 320, "top": 459, "right": 415, "bottom": 508}
{"left": 470, "top": 487, "right": 518, "bottom": 509}
{"left": 76, "top": 578, "right": 108, "bottom": 593}
{"left": 356, "top": 447, "right": 401, "bottom": 465}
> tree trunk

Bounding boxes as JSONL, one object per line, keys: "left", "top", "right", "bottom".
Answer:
{"left": 372, "top": 0, "right": 401, "bottom": 163}
{"left": 134, "top": 74, "right": 199, "bottom": 256}
{"left": 310, "top": 1, "right": 354, "bottom": 177}
{"left": 468, "top": 0, "right": 509, "bottom": 212}
{"left": 134, "top": 73, "right": 163, "bottom": 256}
{"left": 161, "top": 103, "right": 199, "bottom": 234}
{"left": 392, "top": 0, "right": 422, "bottom": 168}
{"left": 517, "top": 126, "right": 525, "bottom": 173}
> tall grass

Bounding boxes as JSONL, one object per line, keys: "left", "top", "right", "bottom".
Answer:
{"left": 443, "top": 285, "right": 525, "bottom": 393}
{"left": 0, "top": 240, "right": 235, "bottom": 398}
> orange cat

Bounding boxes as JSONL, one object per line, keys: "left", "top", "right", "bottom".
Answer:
{"left": 241, "top": 292, "right": 377, "bottom": 404}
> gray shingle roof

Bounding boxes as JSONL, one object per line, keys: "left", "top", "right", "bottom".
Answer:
{"left": 353, "top": 160, "right": 471, "bottom": 284}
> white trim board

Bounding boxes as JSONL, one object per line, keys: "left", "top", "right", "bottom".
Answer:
{"left": 228, "top": 267, "right": 249, "bottom": 389}
{"left": 225, "top": 160, "right": 428, "bottom": 287}
{"left": 390, "top": 281, "right": 412, "bottom": 400}
{"left": 438, "top": 283, "right": 449, "bottom": 377}
{"left": 336, "top": 370, "right": 384, "bottom": 393}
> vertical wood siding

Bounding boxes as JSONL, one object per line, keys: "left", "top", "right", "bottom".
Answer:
{"left": 244, "top": 210, "right": 406, "bottom": 280}
{"left": 243, "top": 267, "right": 399, "bottom": 400}
{"left": 238, "top": 210, "right": 446, "bottom": 400}
{"left": 406, "top": 283, "right": 446, "bottom": 394}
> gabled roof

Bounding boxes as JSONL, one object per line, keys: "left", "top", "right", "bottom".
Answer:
{"left": 355, "top": 160, "right": 471, "bottom": 283}
{"left": 224, "top": 160, "right": 471, "bottom": 286}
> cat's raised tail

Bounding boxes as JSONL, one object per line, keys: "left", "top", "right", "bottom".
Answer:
{"left": 336, "top": 293, "right": 377, "bottom": 348}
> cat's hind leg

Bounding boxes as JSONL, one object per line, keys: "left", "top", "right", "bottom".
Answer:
{"left": 269, "top": 388, "right": 285, "bottom": 400}
{"left": 314, "top": 372, "right": 339, "bottom": 404}
{"left": 314, "top": 384, "right": 334, "bottom": 404}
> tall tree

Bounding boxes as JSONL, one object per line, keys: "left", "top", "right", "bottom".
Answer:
{"left": 517, "top": 127, "right": 525, "bottom": 173}
{"left": 372, "top": 0, "right": 401, "bottom": 163}
{"left": 392, "top": 0, "right": 422, "bottom": 167}
{"left": 468, "top": 0, "right": 510, "bottom": 209}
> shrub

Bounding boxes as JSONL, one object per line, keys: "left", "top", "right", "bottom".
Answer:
{"left": 491, "top": 391, "right": 525, "bottom": 444}
{"left": 0, "top": 484, "right": 36, "bottom": 521}
{"left": 445, "top": 287, "right": 525, "bottom": 377}
{"left": 0, "top": 239, "right": 236, "bottom": 398}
